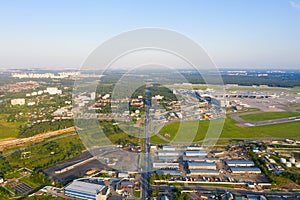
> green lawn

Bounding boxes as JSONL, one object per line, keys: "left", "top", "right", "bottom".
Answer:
{"left": 240, "top": 111, "right": 300, "bottom": 122}
{"left": 150, "top": 115, "right": 300, "bottom": 144}
{"left": 150, "top": 135, "right": 169, "bottom": 144}
{"left": 133, "top": 190, "right": 141, "bottom": 198}
{"left": 0, "top": 114, "right": 23, "bottom": 139}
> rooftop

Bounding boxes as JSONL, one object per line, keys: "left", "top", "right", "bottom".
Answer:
{"left": 64, "top": 179, "right": 105, "bottom": 196}
{"left": 226, "top": 160, "right": 255, "bottom": 164}
{"left": 189, "top": 169, "right": 219, "bottom": 173}
{"left": 230, "top": 167, "right": 261, "bottom": 172}
{"left": 188, "top": 161, "right": 216, "bottom": 166}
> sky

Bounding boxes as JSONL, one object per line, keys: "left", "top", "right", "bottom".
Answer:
{"left": 0, "top": 0, "right": 300, "bottom": 69}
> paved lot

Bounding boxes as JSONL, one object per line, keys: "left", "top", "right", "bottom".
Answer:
{"left": 44, "top": 150, "right": 110, "bottom": 182}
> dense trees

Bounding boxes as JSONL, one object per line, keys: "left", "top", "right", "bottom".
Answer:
{"left": 18, "top": 119, "right": 74, "bottom": 138}
{"left": 172, "top": 188, "right": 190, "bottom": 200}
{"left": 184, "top": 74, "right": 300, "bottom": 88}
{"left": 0, "top": 157, "right": 11, "bottom": 178}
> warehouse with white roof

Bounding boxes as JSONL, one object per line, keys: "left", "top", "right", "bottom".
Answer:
{"left": 188, "top": 161, "right": 217, "bottom": 170}
{"left": 64, "top": 178, "right": 110, "bottom": 200}
{"left": 226, "top": 160, "right": 255, "bottom": 167}
{"left": 188, "top": 169, "right": 220, "bottom": 176}
{"left": 230, "top": 167, "right": 261, "bottom": 174}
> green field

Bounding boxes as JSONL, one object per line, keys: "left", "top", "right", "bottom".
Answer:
{"left": 227, "top": 86, "right": 300, "bottom": 93}
{"left": 0, "top": 114, "right": 23, "bottom": 139}
{"left": 240, "top": 111, "right": 300, "bottom": 122}
{"left": 150, "top": 115, "right": 300, "bottom": 144}
{"left": 5, "top": 135, "right": 84, "bottom": 174}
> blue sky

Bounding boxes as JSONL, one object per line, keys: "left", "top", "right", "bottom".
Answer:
{"left": 0, "top": 0, "right": 300, "bottom": 69}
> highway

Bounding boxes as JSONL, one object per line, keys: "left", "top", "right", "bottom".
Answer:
{"left": 141, "top": 83, "right": 152, "bottom": 200}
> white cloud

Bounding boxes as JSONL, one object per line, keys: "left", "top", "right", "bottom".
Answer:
{"left": 290, "top": 1, "right": 300, "bottom": 9}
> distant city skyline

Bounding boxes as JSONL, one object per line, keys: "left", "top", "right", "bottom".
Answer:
{"left": 0, "top": 0, "right": 300, "bottom": 69}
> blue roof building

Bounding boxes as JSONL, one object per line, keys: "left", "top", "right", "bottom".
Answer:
{"left": 64, "top": 179, "right": 109, "bottom": 200}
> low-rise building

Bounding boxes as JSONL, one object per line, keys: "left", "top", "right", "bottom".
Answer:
{"left": 157, "top": 156, "right": 178, "bottom": 162}
{"left": 156, "top": 169, "right": 181, "bottom": 176}
{"left": 64, "top": 178, "right": 110, "bottom": 200}
{"left": 188, "top": 169, "right": 220, "bottom": 176}
{"left": 188, "top": 162, "right": 217, "bottom": 170}
{"left": 185, "top": 150, "right": 207, "bottom": 157}
{"left": 230, "top": 167, "right": 261, "bottom": 174}
{"left": 11, "top": 98, "right": 25, "bottom": 106}
{"left": 119, "top": 180, "right": 133, "bottom": 188}
{"left": 162, "top": 146, "right": 175, "bottom": 151}
{"left": 153, "top": 162, "right": 179, "bottom": 169}
{"left": 157, "top": 151, "right": 180, "bottom": 157}
{"left": 45, "top": 87, "right": 62, "bottom": 95}
{"left": 226, "top": 160, "right": 255, "bottom": 167}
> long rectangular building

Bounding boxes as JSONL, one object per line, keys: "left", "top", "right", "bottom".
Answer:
{"left": 185, "top": 150, "right": 207, "bottom": 157}
{"left": 183, "top": 156, "right": 206, "bottom": 162}
{"left": 162, "top": 146, "right": 176, "bottom": 151}
{"left": 188, "top": 169, "right": 220, "bottom": 176}
{"left": 157, "top": 156, "right": 178, "bottom": 162}
{"left": 156, "top": 169, "right": 181, "bottom": 176}
{"left": 188, "top": 161, "right": 216, "bottom": 170}
{"left": 64, "top": 179, "right": 109, "bottom": 200}
{"left": 226, "top": 160, "right": 255, "bottom": 167}
{"left": 230, "top": 167, "right": 261, "bottom": 174}
{"left": 153, "top": 162, "right": 179, "bottom": 169}
{"left": 157, "top": 151, "right": 180, "bottom": 157}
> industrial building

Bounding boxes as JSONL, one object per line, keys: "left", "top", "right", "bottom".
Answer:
{"left": 153, "top": 162, "right": 179, "bottom": 169}
{"left": 183, "top": 156, "right": 206, "bottom": 162}
{"left": 226, "top": 160, "right": 255, "bottom": 167}
{"left": 157, "top": 151, "right": 180, "bottom": 157}
{"left": 64, "top": 179, "right": 110, "bottom": 200}
{"left": 185, "top": 150, "right": 207, "bottom": 157}
{"left": 188, "top": 161, "right": 217, "bottom": 170}
{"left": 156, "top": 169, "right": 181, "bottom": 176}
{"left": 157, "top": 156, "right": 178, "bottom": 162}
{"left": 162, "top": 146, "right": 176, "bottom": 151}
{"left": 187, "top": 146, "right": 204, "bottom": 150}
{"left": 188, "top": 169, "right": 220, "bottom": 176}
{"left": 230, "top": 167, "right": 261, "bottom": 174}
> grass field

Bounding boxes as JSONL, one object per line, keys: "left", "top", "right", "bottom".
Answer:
{"left": 239, "top": 111, "right": 300, "bottom": 122}
{"left": 227, "top": 86, "right": 300, "bottom": 93}
{"left": 6, "top": 135, "right": 84, "bottom": 172}
{"left": 0, "top": 114, "right": 23, "bottom": 139}
{"left": 150, "top": 115, "right": 300, "bottom": 144}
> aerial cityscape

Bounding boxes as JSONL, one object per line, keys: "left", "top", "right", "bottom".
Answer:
{"left": 1, "top": 1, "right": 300, "bottom": 200}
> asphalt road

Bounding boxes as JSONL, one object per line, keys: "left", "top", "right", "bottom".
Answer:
{"left": 141, "top": 84, "right": 152, "bottom": 200}
{"left": 153, "top": 185, "right": 300, "bottom": 198}
{"left": 230, "top": 112, "right": 300, "bottom": 127}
